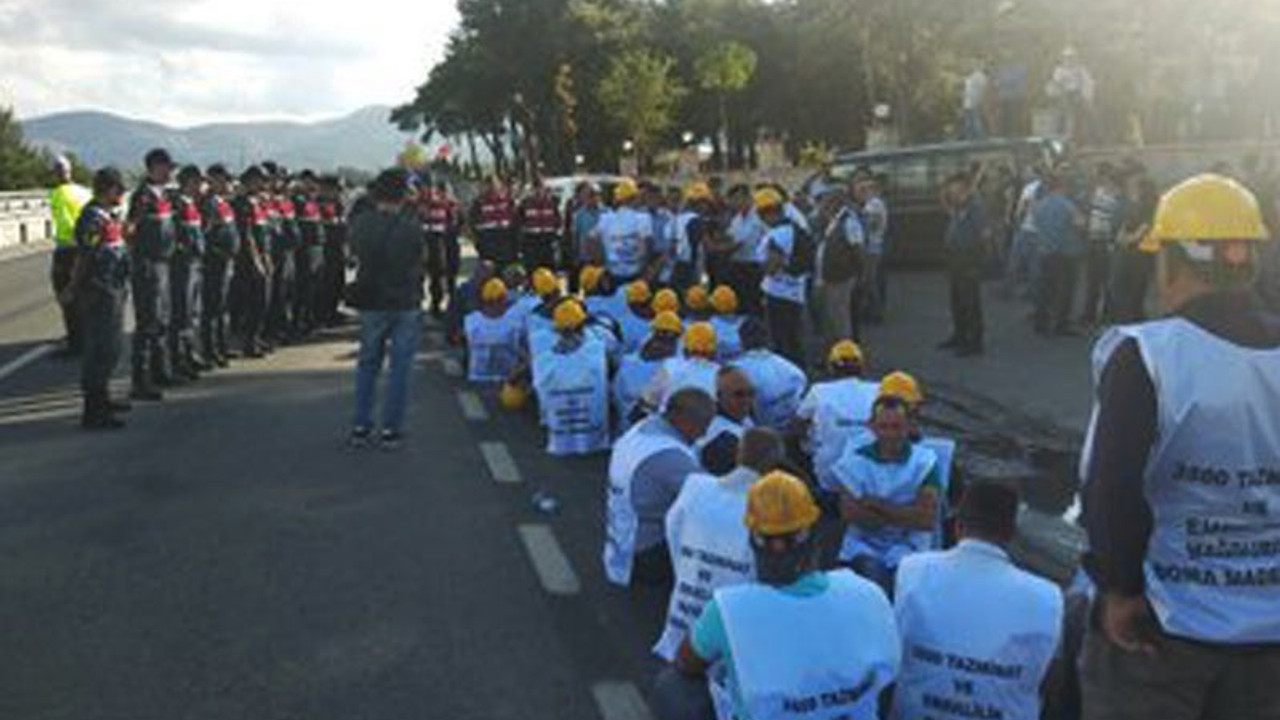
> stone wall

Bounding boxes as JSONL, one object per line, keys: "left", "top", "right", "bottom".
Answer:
{"left": 0, "top": 191, "right": 52, "bottom": 250}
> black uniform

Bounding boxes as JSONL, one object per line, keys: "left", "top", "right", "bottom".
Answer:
{"left": 200, "top": 192, "right": 240, "bottom": 363}
{"left": 169, "top": 191, "right": 206, "bottom": 374}
{"left": 232, "top": 193, "right": 271, "bottom": 356}
{"left": 126, "top": 184, "right": 176, "bottom": 390}
{"left": 266, "top": 196, "right": 299, "bottom": 340}
{"left": 317, "top": 195, "right": 347, "bottom": 325}
{"left": 74, "top": 201, "right": 131, "bottom": 422}
{"left": 292, "top": 193, "right": 326, "bottom": 333}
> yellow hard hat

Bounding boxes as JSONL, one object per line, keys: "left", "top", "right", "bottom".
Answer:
{"left": 1141, "top": 173, "right": 1271, "bottom": 253}
{"left": 651, "top": 310, "right": 684, "bottom": 336}
{"left": 481, "top": 278, "right": 509, "bottom": 304}
{"left": 625, "top": 280, "right": 652, "bottom": 305}
{"left": 684, "top": 285, "right": 710, "bottom": 312}
{"left": 684, "top": 181, "right": 713, "bottom": 203}
{"left": 532, "top": 268, "right": 559, "bottom": 298}
{"left": 579, "top": 265, "right": 605, "bottom": 293}
{"left": 614, "top": 178, "right": 640, "bottom": 203}
{"left": 753, "top": 187, "right": 784, "bottom": 211}
{"left": 879, "top": 371, "right": 924, "bottom": 405}
{"left": 553, "top": 299, "right": 588, "bottom": 331}
{"left": 499, "top": 382, "right": 529, "bottom": 411}
{"left": 710, "top": 285, "right": 738, "bottom": 314}
{"left": 744, "top": 471, "right": 821, "bottom": 536}
{"left": 683, "top": 322, "right": 718, "bottom": 356}
{"left": 652, "top": 288, "right": 680, "bottom": 315}
{"left": 827, "top": 340, "right": 864, "bottom": 368}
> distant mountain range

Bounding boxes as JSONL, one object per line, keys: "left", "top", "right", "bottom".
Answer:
{"left": 21, "top": 106, "right": 410, "bottom": 172}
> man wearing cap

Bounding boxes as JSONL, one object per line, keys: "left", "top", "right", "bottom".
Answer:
{"left": 733, "top": 318, "right": 808, "bottom": 431}
{"left": 725, "top": 184, "right": 767, "bottom": 317}
{"left": 695, "top": 366, "right": 757, "bottom": 476}
{"left": 814, "top": 181, "right": 867, "bottom": 349}
{"left": 795, "top": 339, "right": 880, "bottom": 489}
{"left": 126, "top": 148, "right": 178, "bottom": 399}
{"left": 756, "top": 187, "right": 811, "bottom": 368}
{"left": 516, "top": 178, "right": 562, "bottom": 275}
{"left": 614, "top": 310, "right": 683, "bottom": 427}
{"left": 568, "top": 182, "right": 604, "bottom": 293}
{"left": 533, "top": 299, "right": 611, "bottom": 457}
{"left": 617, "top": 280, "right": 656, "bottom": 353}
{"left": 420, "top": 180, "right": 461, "bottom": 318}
{"left": 667, "top": 471, "right": 899, "bottom": 720}
{"left": 588, "top": 178, "right": 654, "bottom": 285}
{"left": 48, "top": 155, "right": 91, "bottom": 357}
{"left": 708, "top": 285, "right": 744, "bottom": 361}
{"left": 642, "top": 322, "right": 721, "bottom": 414}
{"left": 893, "top": 483, "right": 1064, "bottom": 720}
{"left": 291, "top": 170, "right": 327, "bottom": 335}
{"left": 200, "top": 165, "right": 240, "bottom": 367}
{"left": 683, "top": 285, "right": 712, "bottom": 322}
{"left": 316, "top": 175, "right": 348, "bottom": 326}
{"left": 1079, "top": 174, "right": 1280, "bottom": 719}
{"left": 470, "top": 175, "right": 517, "bottom": 266}
{"left": 606, "top": 387, "right": 716, "bottom": 587}
{"left": 671, "top": 182, "right": 720, "bottom": 290}
{"left": 232, "top": 166, "right": 273, "bottom": 359}
{"left": 522, "top": 267, "right": 564, "bottom": 360}
{"left": 939, "top": 171, "right": 990, "bottom": 357}
{"left": 463, "top": 278, "right": 523, "bottom": 384}
{"left": 168, "top": 165, "right": 209, "bottom": 378}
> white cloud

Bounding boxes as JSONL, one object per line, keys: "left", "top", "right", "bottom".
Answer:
{"left": 0, "top": 0, "right": 458, "bottom": 126}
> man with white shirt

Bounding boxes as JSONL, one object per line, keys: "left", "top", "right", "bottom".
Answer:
{"left": 757, "top": 188, "right": 811, "bottom": 367}
{"left": 893, "top": 483, "right": 1064, "bottom": 720}
{"left": 588, "top": 178, "right": 654, "bottom": 285}
{"left": 725, "top": 185, "right": 766, "bottom": 316}
{"left": 795, "top": 339, "right": 878, "bottom": 490}
{"left": 963, "top": 63, "right": 991, "bottom": 140}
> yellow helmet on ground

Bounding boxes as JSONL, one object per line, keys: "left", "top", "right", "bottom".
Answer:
{"left": 683, "top": 322, "right": 718, "bottom": 356}
{"left": 879, "top": 371, "right": 924, "bottom": 405}
{"left": 710, "top": 285, "right": 738, "bottom": 315}
{"left": 614, "top": 178, "right": 640, "bottom": 203}
{"left": 481, "top": 278, "right": 509, "bottom": 304}
{"left": 499, "top": 382, "right": 529, "bottom": 411}
{"left": 652, "top": 288, "right": 680, "bottom": 315}
{"left": 532, "top": 268, "right": 559, "bottom": 298}
{"left": 1141, "top": 173, "right": 1271, "bottom": 253}
{"left": 684, "top": 285, "right": 711, "bottom": 313}
{"left": 828, "top": 340, "right": 864, "bottom": 369}
{"left": 553, "top": 299, "right": 587, "bottom": 331}
{"left": 579, "top": 265, "right": 605, "bottom": 293}
{"left": 625, "top": 280, "right": 652, "bottom": 305}
{"left": 745, "top": 471, "right": 821, "bottom": 536}
{"left": 651, "top": 310, "right": 684, "bottom": 336}
{"left": 684, "top": 181, "right": 713, "bottom": 203}
{"left": 753, "top": 187, "right": 784, "bottom": 211}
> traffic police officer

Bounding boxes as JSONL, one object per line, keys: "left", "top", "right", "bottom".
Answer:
{"left": 126, "top": 148, "right": 177, "bottom": 399}
{"left": 48, "top": 155, "right": 91, "bottom": 357}
{"left": 200, "top": 164, "right": 240, "bottom": 367}
{"left": 1080, "top": 174, "right": 1280, "bottom": 720}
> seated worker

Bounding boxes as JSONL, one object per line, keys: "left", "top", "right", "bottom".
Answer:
{"left": 732, "top": 318, "right": 808, "bottom": 431}
{"left": 708, "top": 285, "right": 744, "bottom": 361}
{"left": 445, "top": 259, "right": 496, "bottom": 345}
{"left": 893, "top": 483, "right": 1064, "bottom": 720}
{"left": 614, "top": 311, "right": 683, "bottom": 427}
{"left": 463, "top": 278, "right": 524, "bottom": 384}
{"left": 605, "top": 387, "right": 715, "bottom": 587}
{"left": 830, "top": 393, "right": 941, "bottom": 595}
{"left": 652, "top": 287, "right": 682, "bottom": 319}
{"left": 581, "top": 264, "right": 624, "bottom": 321}
{"left": 879, "top": 370, "right": 924, "bottom": 441}
{"left": 524, "top": 267, "right": 564, "bottom": 359}
{"left": 794, "top": 339, "right": 879, "bottom": 489}
{"left": 683, "top": 285, "right": 712, "bottom": 322}
{"left": 641, "top": 322, "right": 720, "bottom": 414}
{"left": 655, "top": 428, "right": 787, "bottom": 661}
{"left": 619, "top": 280, "right": 656, "bottom": 353}
{"left": 662, "top": 471, "right": 900, "bottom": 720}
{"left": 695, "top": 366, "right": 756, "bottom": 475}
{"left": 532, "top": 299, "right": 610, "bottom": 456}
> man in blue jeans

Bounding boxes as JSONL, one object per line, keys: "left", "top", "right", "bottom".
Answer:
{"left": 347, "top": 169, "right": 426, "bottom": 450}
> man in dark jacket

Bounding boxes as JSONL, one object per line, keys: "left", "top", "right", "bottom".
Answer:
{"left": 938, "top": 172, "right": 989, "bottom": 357}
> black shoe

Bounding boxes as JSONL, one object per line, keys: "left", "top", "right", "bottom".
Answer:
{"left": 936, "top": 336, "right": 962, "bottom": 350}
{"left": 130, "top": 386, "right": 164, "bottom": 402}
{"left": 81, "top": 413, "right": 126, "bottom": 431}
{"left": 348, "top": 426, "right": 374, "bottom": 450}
{"left": 379, "top": 429, "right": 404, "bottom": 452}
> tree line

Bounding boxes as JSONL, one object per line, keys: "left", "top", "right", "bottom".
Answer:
{"left": 391, "top": 0, "right": 1280, "bottom": 177}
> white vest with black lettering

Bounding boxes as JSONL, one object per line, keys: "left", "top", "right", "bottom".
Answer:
{"left": 657, "top": 355, "right": 720, "bottom": 410}
{"left": 605, "top": 420, "right": 696, "bottom": 586}
{"left": 804, "top": 377, "right": 879, "bottom": 489}
{"left": 463, "top": 311, "right": 523, "bottom": 383}
{"left": 613, "top": 352, "right": 664, "bottom": 426}
{"left": 735, "top": 350, "right": 807, "bottom": 430}
{"left": 654, "top": 473, "right": 754, "bottom": 661}
{"left": 891, "top": 540, "right": 1064, "bottom": 720}
{"left": 832, "top": 442, "right": 938, "bottom": 567}
{"left": 535, "top": 337, "right": 610, "bottom": 457}
{"left": 718, "top": 570, "right": 900, "bottom": 720}
{"left": 1091, "top": 318, "right": 1280, "bottom": 643}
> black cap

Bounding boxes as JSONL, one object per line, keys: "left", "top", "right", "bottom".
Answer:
{"left": 368, "top": 167, "right": 411, "bottom": 202}
{"left": 298, "top": 169, "right": 317, "bottom": 182}
{"left": 177, "top": 164, "right": 203, "bottom": 183}
{"left": 145, "top": 148, "right": 174, "bottom": 168}
{"left": 206, "top": 163, "right": 231, "bottom": 179}
{"left": 240, "top": 165, "right": 267, "bottom": 183}
{"left": 93, "top": 167, "right": 126, "bottom": 195}
{"left": 957, "top": 483, "right": 1019, "bottom": 541}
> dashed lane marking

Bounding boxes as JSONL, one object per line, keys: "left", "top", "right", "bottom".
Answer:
{"left": 517, "top": 524, "right": 581, "bottom": 596}
{"left": 479, "top": 441, "right": 522, "bottom": 484}
{"left": 591, "top": 681, "right": 655, "bottom": 720}
{"left": 0, "top": 343, "right": 55, "bottom": 383}
{"left": 457, "top": 390, "right": 489, "bottom": 422}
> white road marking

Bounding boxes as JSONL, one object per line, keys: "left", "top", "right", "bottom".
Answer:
{"left": 517, "top": 524, "right": 581, "bottom": 596}
{"left": 479, "top": 441, "right": 522, "bottom": 484}
{"left": 0, "top": 343, "right": 55, "bottom": 383}
{"left": 457, "top": 390, "right": 489, "bottom": 421}
{"left": 441, "top": 357, "right": 463, "bottom": 378}
{"left": 591, "top": 681, "right": 655, "bottom": 720}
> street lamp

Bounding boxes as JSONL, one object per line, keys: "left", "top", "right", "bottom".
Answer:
{"left": 681, "top": 130, "right": 695, "bottom": 146}
{"left": 622, "top": 139, "right": 635, "bottom": 153}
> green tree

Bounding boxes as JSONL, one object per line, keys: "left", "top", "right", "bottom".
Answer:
{"left": 596, "top": 49, "right": 687, "bottom": 169}
{"left": 695, "top": 40, "right": 758, "bottom": 170}
{"left": 0, "top": 107, "right": 56, "bottom": 190}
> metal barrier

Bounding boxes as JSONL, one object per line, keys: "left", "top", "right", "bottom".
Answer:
{"left": 0, "top": 190, "right": 52, "bottom": 250}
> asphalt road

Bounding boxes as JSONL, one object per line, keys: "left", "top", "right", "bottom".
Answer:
{"left": 0, "top": 250, "right": 670, "bottom": 720}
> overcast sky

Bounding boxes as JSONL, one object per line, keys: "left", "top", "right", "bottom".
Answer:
{"left": 0, "top": 0, "right": 459, "bottom": 126}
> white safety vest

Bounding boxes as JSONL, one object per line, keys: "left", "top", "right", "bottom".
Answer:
{"left": 798, "top": 377, "right": 879, "bottom": 490}
{"left": 510, "top": 293, "right": 540, "bottom": 328}
{"left": 718, "top": 570, "right": 900, "bottom": 720}
{"left": 613, "top": 352, "right": 666, "bottom": 427}
{"left": 526, "top": 310, "right": 559, "bottom": 360}
{"left": 586, "top": 290, "right": 628, "bottom": 322}
{"left": 598, "top": 208, "right": 652, "bottom": 279}
{"left": 618, "top": 308, "right": 653, "bottom": 354}
{"left": 711, "top": 315, "right": 744, "bottom": 361}
{"left": 605, "top": 419, "right": 696, "bottom": 586}
{"left": 695, "top": 414, "right": 751, "bottom": 458}
{"left": 463, "top": 311, "right": 523, "bottom": 383}
{"left": 649, "top": 355, "right": 720, "bottom": 412}
{"left": 760, "top": 224, "right": 808, "bottom": 304}
{"left": 654, "top": 472, "right": 756, "bottom": 661}
{"left": 892, "top": 541, "right": 1064, "bottom": 720}
{"left": 534, "top": 338, "right": 610, "bottom": 457}
{"left": 734, "top": 350, "right": 807, "bottom": 430}
{"left": 1087, "top": 319, "right": 1280, "bottom": 643}
{"left": 832, "top": 442, "right": 938, "bottom": 567}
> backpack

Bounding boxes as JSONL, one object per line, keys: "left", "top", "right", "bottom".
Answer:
{"left": 783, "top": 221, "right": 815, "bottom": 277}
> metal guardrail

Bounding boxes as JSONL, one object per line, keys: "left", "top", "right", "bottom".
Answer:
{"left": 0, "top": 190, "right": 52, "bottom": 249}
